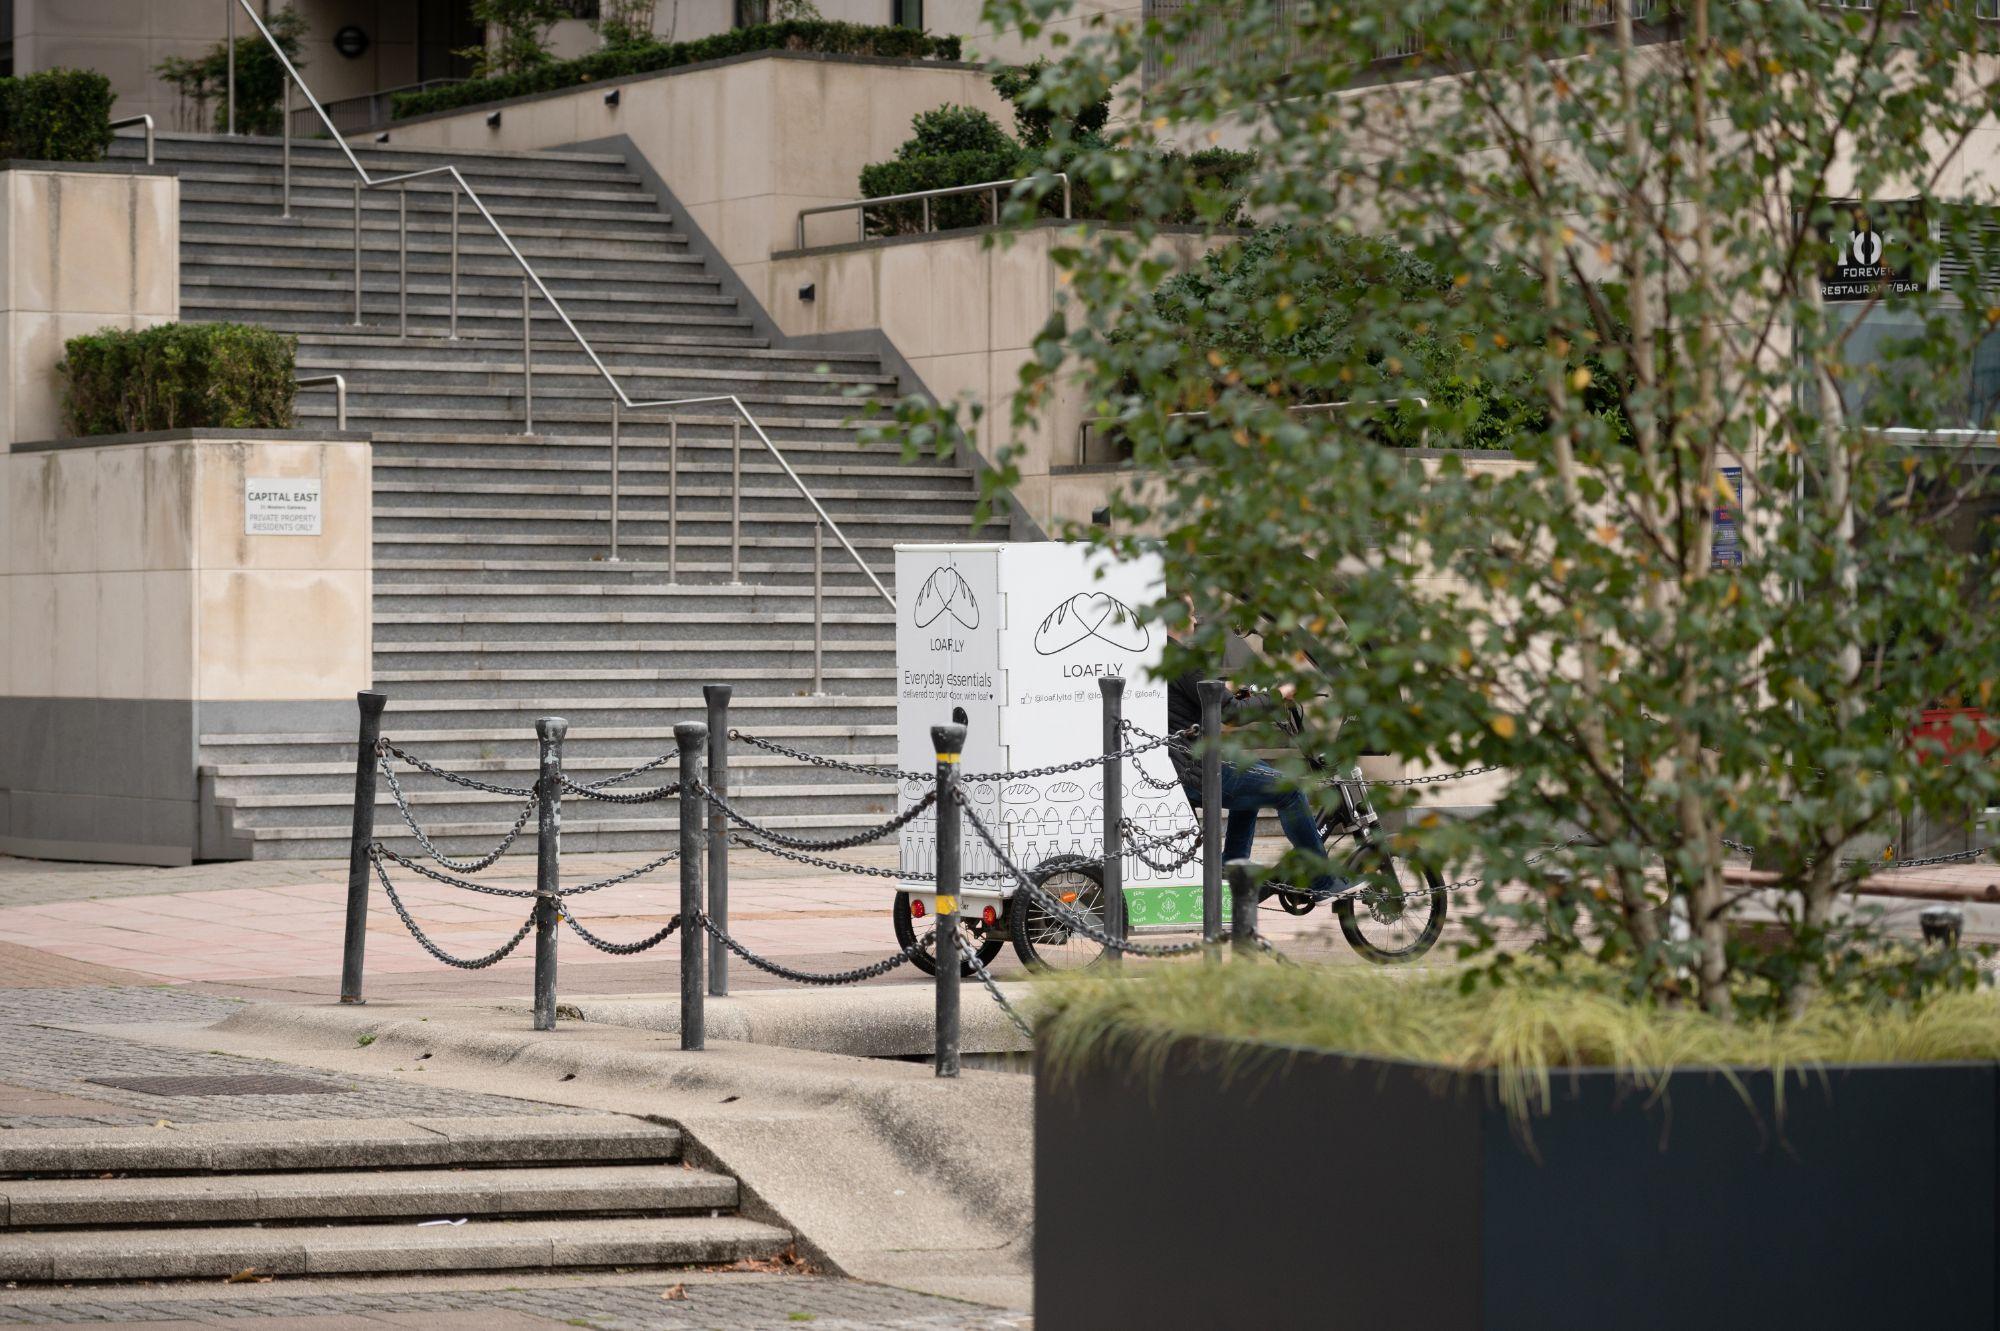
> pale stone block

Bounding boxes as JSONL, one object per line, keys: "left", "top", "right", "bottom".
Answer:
{"left": 94, "top": 569, "right": 147, "bottom": 697}
{"left": 3, "top": 452, "right": 56, "bottom": 576}
{"left": 193, "top": 440, "right": 362, "bottom": 573}
{"left": 133, "top": 177, "right": 180, "bottom": 319}
{"left": 142, "top": 569, "right": 195, "bottom": 701}
{"left": 922, "top": 237, "right": 993, "bottom": 360}
{"left": 142, "top": 442, "right": 195, "bottom": 570}
{"left": 876, "top": 242, "right": 934, "bottom": 350}
{"left": 820, "top": 250, "right": 883, "bottom": 337}
{"left": 52, "top": 174, "right": 139, "bottom": 314}
{"left": 990, "top": 229, "right": 1057, "bottom": 351}
{"left": 90, "top": 443, "right": 148, "bottom": 572}
{"left": 719, "top": 63, "right": 777, "bottom": 201}
{"left": 11, "top": 173, "right": 56, "bottom": 313}
{"left": 7, "top": 574, "right": 56, "bottom": 696}
{"left": 149, "top": 0, "right": 230, "bottom": 38}
{"left": 47, "top": 447, "right": 102, "bottom": 576}
{"left": 194, "top": 569, "right": 371, "bottom": 701}
{"left": 50, "top": 572, "right": 100, "bottom": 698}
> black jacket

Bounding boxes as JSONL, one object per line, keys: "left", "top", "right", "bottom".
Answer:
{"left": 1165, "top": 656, "right": 1238, "bottom": 795}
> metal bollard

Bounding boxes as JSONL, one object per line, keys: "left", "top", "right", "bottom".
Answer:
{"left": 340, "top": 690, "right": 389, "bottom": 1004}
{"left": 1228, "top": 860, "right": 1257, "bottom": 957}
{"left": 705, "top": 686, "right": 733, "bottom": 997}
{"left": 1100, "top": 677, "right": 1125, "bottom": 967}
{"left": 1199, "top": 680, "right": 1228, "bottom": 948}
{"left": 933, "top": 722, "right": 967, "bottom": 1078}
{"left": 676, "top": 722, "right": 708, "bottom": 1050}
{"left": 1921, "top": 906, "right": 1965, "bottom": 950}
{"left": 532, "top": 717, "right": 567, "bottom": 1031}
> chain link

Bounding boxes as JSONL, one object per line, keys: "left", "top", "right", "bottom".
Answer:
{"left": 1721, "top": 835, "right": 1995, "bottom": 874}
{"left": 699, "top": 783, "right": 938, "bottom": 850}
{"left": 1366, "top": 764, "right": 1503, "bottom": 788}
{"left": 729, "top": 731, "right": 926, "bottom": 781}
{"left": 957, "top": 924, "right": 1034, "bottom": 1039}
{"left": 562, "top": 910, "right": 681, "bottom": 954}
{"left": 379, "top": 754, "right": 538, "bottom": 873}
{"left": 562, "top": 750, "right": 679, "bottom": 793}
{"left": 563, "top": 850, "right": 682, "bottom": 896}
{"left": 729, "top": 835, "right": 1015, "bottom": 880}
{"left": 379, "top": 739, "right": 536, "bottom": 797}
{"left": 370, "top": 848, "right": 537, "bottom": 969}
{"left": 692, "top": 907, "right": 926, "bottom": 985}
{"left": 559, "top": 775, "right": 681, "bottom": 805}
{"left": 374, "top": 843, "right": 543, "bottom": 898}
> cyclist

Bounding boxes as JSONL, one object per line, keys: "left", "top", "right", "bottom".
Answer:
{"left": 1165, "top": 624, "right": 1339, "bottom": 900}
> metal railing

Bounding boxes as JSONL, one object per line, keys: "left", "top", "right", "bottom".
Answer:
{"left": 796, "top": 173, "right": 1072, "bottom": 249}
{"left": 223, "top": 0, "right": 894, "bottom": 642}
{"left": 110, "top": 115, "right": 154, "bottom": 165}
{"left": 1075, "top": 396, "right": 1431, "bottom": 466}
{"left": 298, "top": 374, "right": 348, "bottom": 431}
{"left": 293, "top": 79, "right": 467, "bottom": 139}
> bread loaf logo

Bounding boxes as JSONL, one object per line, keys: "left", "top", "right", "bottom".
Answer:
{"left": 1033, "top": 591, "right": 1150, "bottom": 656}
{"left": 913, "top": 566, "right": 980, "bottom": 630}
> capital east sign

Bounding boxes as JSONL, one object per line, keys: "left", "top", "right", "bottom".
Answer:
{"left": 1818, "top": 199, "right": 1926, "bottom": 302}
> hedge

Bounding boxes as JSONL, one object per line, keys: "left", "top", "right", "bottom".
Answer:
{"left": 857, "top": 148, "right": 1027, "bottom": 235}
{"left": 60, "top": 323, "right": 298, "bottom": 437}
{"left": 0, "top": 68, "right": 115, "bottom": 163}
{"left": 392, "top": 21, "right": 963, "bottom": 120}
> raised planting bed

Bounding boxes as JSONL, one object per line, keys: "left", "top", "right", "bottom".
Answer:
{"left": 1035, "top": 1033, "right": 1995, "bottom": 1330}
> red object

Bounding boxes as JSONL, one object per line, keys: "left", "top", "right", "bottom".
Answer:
{"left": 982, "top": 905, "right": 998, "bottom": 925}
{"left": 1909, "top": 707, "right": 1998, "bottom": 763}
{"left": 910, "top": 898, "right": 926, "bottom": 918}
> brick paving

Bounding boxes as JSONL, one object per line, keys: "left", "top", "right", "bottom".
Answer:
{"left": 0, "top": 1278, "right": 1024, "bottom": 1330}
{"left": 0, "top": 987, "right": 577, "bottom": 1130}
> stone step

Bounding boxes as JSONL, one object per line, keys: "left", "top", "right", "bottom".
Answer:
{"left": 0, "top": 1214, "right": 789, "bottom": 1281}
{"left": 315, "top": 357, "right": 884, "bottom": 388}
{"left": 0, "top": 1163, "right": 736, "bottom": 1229}
{"left": 201, "top": 722, "right": 891, "bottom": 765}
{"left": 0, "top": 1116, "right": 680, "bottom": 1178}
{"left": 115, "top": 130, "right": 639, "bottom": 173}
{"left": 172, "top": 169, "right": 655, "bottom": 207}
{"left": 179, "top": 212, "right": 690, "bottom": 249}
{"left": 276, "top": 694, "right": 892, "bottom": 733}
{"left": 180, "top": 193, "right": 668, "bottom": 230}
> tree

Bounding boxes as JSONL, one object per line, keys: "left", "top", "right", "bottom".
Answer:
{"left": 598, "top": 0, "right": 658, "bottom": 49}
{"left": 931, "top": 0, "right": 2000, "bottom": 1015}
{"left": 461, "top": 0, "right": 568, "bottom": 78}
{"left": 154, "top": 7, "right": 306, "bottom": 135}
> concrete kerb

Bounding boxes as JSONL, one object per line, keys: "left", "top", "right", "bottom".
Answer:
{"left": 539, "top": 985, "right": 1036, "bottom": 1058}
{"left": 166, "top": 999, "right": 1033, "bottom": 1308}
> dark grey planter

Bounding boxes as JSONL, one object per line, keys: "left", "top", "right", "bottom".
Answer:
{"left": 1034, "top": 1034, "right": 1995, "bottom": 1330}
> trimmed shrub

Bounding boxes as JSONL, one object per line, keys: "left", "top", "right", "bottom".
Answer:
{"left": 392, "top": 21, "right": 963, "bottom": 120}
{"left": 0, "top": 69, "right": 115, "bottom": 163}
{"left": 59, "top": 323, "right": 298, "bottom": 437}
{"left": 903, "top": 104, "right": 1014, "bottom": 158}
{"left": 858, "top": 148, "right": 1025, "bottom": 235}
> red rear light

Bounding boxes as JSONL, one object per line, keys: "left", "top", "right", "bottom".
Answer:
{"left": 910, "top": 898, "right": 926, "bottom": 918}
{"left": 982, "top": 905, "right": 998, "bottom": 925}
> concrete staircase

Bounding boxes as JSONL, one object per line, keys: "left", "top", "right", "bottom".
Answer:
{"left": 108, "top": 132, "right": 992, "bottom": 859}
{"left": 0, "top": 1115, "right": 786, "bottom": 1281}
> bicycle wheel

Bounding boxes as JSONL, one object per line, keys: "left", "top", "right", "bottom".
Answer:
{"left": 1008, "top": 858, "right": 1111, "bottom": 972}
{"left": 1335, "top": 840, "right": 1448, "bottom": 963}
{"left": 893, "top": 891, "right": 1005, "bottom": 978}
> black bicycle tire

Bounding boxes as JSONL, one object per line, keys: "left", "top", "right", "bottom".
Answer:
{"left": 1334, "top": 842, "right": 1447, "bottom": 963}
{"left": 893, "top": 891, "right": 1004, "bottom": 977}
{"left": 1008, "top": 857, "right": 1111, "bottom": 973}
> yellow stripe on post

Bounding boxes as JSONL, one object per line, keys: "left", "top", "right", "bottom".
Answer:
{"left": 935, "top": 895, "right": 958, "bottom": 915}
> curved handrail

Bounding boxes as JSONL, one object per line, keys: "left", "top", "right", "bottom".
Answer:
{"left": 229, "top": 0, "right": 896, "bottom": 611}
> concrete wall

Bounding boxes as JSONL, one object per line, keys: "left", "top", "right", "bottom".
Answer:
{"left": 12, "top": 0, "right": 423, "bottom": 133}
{"left": 768, "top": 222, "right": 1215, "bottom": 533}
{"left": 0, "top": 163, "right": 180, "bottom": 449}
{"left": 380, "top": 50, "right": 1012, "bottom": 300}
{"left": 0, "top": 430, "right": 372, "bottom": 865}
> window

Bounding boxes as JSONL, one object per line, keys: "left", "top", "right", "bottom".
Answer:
{"left": 734, "top": 0, "right": 768, "bottom": 26}
{"left": 0, "top": 1, "right": 14, "bottom": 80}
{"left": 894, "top": 0, "right": 925, "bottom": 28}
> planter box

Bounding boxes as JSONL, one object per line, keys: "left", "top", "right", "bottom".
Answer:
{"left": 1034, "top": 1035, "right": 1995, "bottom": 1330}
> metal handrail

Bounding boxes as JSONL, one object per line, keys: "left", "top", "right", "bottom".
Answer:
{"left": 796, "top": 173, "right": 1072, "bottom": 249}
{"left": 226, "top": 0, "right": 894, "bottom": 612}
{"left": 297, "top": 374, "right": 348, "bottom": 431}
{"left": 1075, "top": 396, "right": 1432, "bottom": 465}
{"left": 110, "top": 115, "right": 154, "bottom": 165}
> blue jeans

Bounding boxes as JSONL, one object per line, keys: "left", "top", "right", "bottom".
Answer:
{"left": 1189, "top": 761, "right": 1336, "bottom": 896}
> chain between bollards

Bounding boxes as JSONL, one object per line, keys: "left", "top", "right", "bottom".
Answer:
{"left": 1199, "top": 680, "right": 1228, "bottom": 950}
{"left": 706, "top": 685, "right": 733, "bottom": 997}
{"left": 532, "top": 717, "right": 566, "bottom": 1031}
{"left": 676, "top": 722, "right": 708, "bottom": 1050}
{"left": 340, "top": 690, "right": 388, "bottom": 1004}
{"left": 933, "top": 721, "right": 967, "bottom": 1078}
{"left": 1100, "top": 678, "right": 1126, "bottom": 967}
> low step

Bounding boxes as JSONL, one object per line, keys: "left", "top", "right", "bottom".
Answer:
{"left": 0, "top": 1116, "right": 676, "bottom": 1177}
{"left": 0, "top": 1163, "right": 736, "bottom": 1228}
{"left": 0, "top": 1214, "right": 788, "bottom": 1281}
